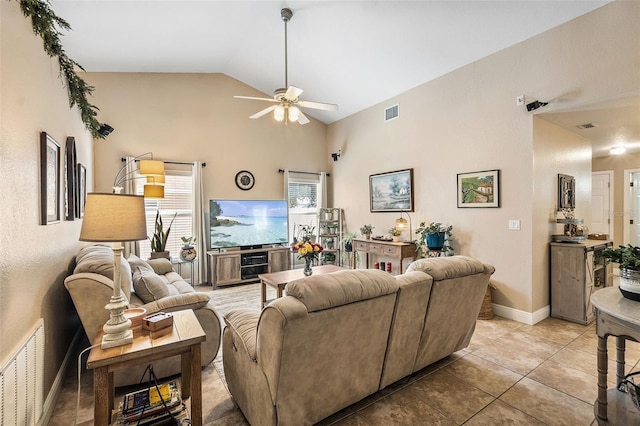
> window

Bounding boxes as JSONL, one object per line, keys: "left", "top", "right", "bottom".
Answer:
{"left": 136, "top": 169, "right": 193, "bottom": 260}
{"left": 287, "top": 173, "right": 321, "bottom": 268}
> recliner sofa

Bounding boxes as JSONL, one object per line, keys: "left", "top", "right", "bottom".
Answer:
{"left": 64, "top": 243, "right": 222, "bottom": 386}
{"left": 222, "top": 255, "right": 495, "bottom": 425}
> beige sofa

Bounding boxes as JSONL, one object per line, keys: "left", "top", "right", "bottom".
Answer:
{"left": 64, "top": 244, "right": 222, "bottom": 386}
{"left": 222, "top": 255, "right": 494, "bottom": 426}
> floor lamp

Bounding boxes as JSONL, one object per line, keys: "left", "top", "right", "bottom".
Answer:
{"left": 79, "top": 193, "right": 147, "bottom": 349}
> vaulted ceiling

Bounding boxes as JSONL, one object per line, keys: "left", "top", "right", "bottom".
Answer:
{"left": 51, "top": 1, "right": 638, "bottom": 156}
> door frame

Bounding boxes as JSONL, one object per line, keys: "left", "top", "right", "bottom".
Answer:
{"left": 592, "top": 171, "right": 614, "bottom": 239}
{"left": 622, "top": 168, "right": 640, "bottom": 245}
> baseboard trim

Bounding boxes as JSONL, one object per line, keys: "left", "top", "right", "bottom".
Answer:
{"left": 492, "top": 303, "right": 550, "bottom": 325}
{"left": 39, "top": 327, "right": 83, "bottom": 426}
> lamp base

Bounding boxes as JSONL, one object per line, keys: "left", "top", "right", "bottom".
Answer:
{"left": 101, "top": 330, "right": 133, "bottom": 349}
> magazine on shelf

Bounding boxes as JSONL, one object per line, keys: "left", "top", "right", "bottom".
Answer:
{"left": 122, "top": 381, "right": 181, "bottom": 422}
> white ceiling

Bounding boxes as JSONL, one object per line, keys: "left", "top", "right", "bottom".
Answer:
{"left": 50, "top": 1, "right": 638, "bottom": 156}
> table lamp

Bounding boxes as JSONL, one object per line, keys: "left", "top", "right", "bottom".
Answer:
{"left": 80, "top": 193, "right": 147, "bottom": 348}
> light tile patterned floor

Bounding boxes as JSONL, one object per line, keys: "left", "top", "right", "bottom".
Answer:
{"left": 49, "top": 283, "right": 640, "bottom": 425}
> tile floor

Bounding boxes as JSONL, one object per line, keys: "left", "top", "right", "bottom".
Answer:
{"left": 49, "top": 283, "right": 640, "bottom": 425}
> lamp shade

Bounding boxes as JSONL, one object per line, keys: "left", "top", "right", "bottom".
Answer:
{"left": 143, "top": 184, "right": 165, "bottom": 198}
{"left": 80, "top": 193, "right": 147, "bottom": 242}
{"left": 146, "top": 175, "right": 165, "bottom": 184}
{"left": 139, "top": 159, "right": 165, "bottom": 176}
{"left": 395, "top": 217, "right": 408, "bottom": 232}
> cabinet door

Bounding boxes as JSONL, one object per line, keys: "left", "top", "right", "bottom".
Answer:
{"left": 269, "top": 249, "right": 290, "bottom": 273}
{"left": 215, "top": 254, "right": 241, "bottom": 285}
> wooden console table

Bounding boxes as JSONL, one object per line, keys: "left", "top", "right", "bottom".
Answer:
{"left": 353, "top": 238, "right": 416, "bottom": 274}
{"left": 591, "top": 287, "right": 640, "bottom": 424}
{"left": 86, "top": 310, "right": 205, "bottom": 426}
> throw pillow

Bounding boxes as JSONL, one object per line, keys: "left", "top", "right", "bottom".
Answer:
{"left": 128, "top": 254, "right": 154, "bottom": 274}
{"left": 132, "top": 266, "right": 170, "bottom": 303}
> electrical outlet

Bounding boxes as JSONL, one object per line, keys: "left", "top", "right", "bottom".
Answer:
{"left": 509, "top": 220, "right": 521, "bottom": 231}
{"left": 516, "top": 95, "right": 525, "bottom": 106}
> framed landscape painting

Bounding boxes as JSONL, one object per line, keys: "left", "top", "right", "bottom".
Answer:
{"left": 457, "top": 169, "right": 500, "bottom": 208}
{"left": 369, "top": 168, "right": 414, "bottom": 212}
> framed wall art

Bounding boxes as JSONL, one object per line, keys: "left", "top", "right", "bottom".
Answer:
{"left": 64, "top": 136, "right": 77, "bottom": 220}
{"left": 40, "top": 132, "right": 61, "bottom": 224}
{"left": 457, "top": 169, "right": 500, "bottom": 208}
{"left": 557, "top": 174, "right": 575, "bottom": 210}
{"left": 76, "top": 163, "right": 87, "bottom": 218}
{"left": 369, "top": 168, "right": 414, "bottom": 212}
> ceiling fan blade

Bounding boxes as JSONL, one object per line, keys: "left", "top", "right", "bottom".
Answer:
{"left": 285, "top": 86, "right": 304, "bottom": 101}
{"left": 234, "top": 95, "right": 278, "bottom": 103}
{"left": 250, "top": 105, "right": 277, "bottom": 119}
{"left": 297, "top": 100, "right": 339, "bottom": 111}
{"left": 297, "top": 111, "right": 310, "bottom": 125}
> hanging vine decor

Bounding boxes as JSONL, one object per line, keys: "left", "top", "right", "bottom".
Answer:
{"left": 17, "top": 0, "right": 105, "bottom": 138}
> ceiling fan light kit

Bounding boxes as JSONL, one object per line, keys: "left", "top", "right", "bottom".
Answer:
{"left": 234, "top": 8, "right": 338, "bottom": 125}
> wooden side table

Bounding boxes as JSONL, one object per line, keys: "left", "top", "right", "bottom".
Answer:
{"left": 86, "top": 309, "right": 206, "bottom": 425}
{"left": 591, "top": 287, "right": 640, "bottom": 424}
{"left": 352, "top": 238, "right": 416, "bottom": 274}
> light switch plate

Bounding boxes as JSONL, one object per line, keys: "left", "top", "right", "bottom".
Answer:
{"left": 509, "top": 220, "right": 521, "bottom": 230}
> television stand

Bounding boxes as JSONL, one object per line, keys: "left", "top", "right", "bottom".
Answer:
{"left": 206, "top": 246, "right": 290, "bottom": 289}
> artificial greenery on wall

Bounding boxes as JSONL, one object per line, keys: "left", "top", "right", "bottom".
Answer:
{"left": 17, "top": 0, "right": 105, "bottom": 138}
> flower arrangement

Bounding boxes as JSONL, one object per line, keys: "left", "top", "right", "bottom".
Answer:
{"left": 292, "top": 240, "right": 324, "bottom": 262}
{"left": 360, "top": 224, "right": 374, "bottom": 235}
{"left": 389, "top": 227, "right": 402, "bottom": 237}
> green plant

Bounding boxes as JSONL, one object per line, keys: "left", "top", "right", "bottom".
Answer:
{"left": 389, "top": 227, "right": 402, "bottom": 237}
{"left": 360, "top": 224, "right": 374, "bottom": 235}
{"left": 415, "top": 221, "right": 453, "bottom": 258}
{"left": 181, "top": 236, "right": 196, "bottom": 249}
{"left": 599, "top": 245, "right": 640, "bottom": 270}
{"left": 149, "top": 210, "right": 177, "bottom": 252}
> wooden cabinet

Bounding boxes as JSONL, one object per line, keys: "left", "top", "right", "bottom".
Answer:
{"left": 353, "top": 238, "right": 416, "bottom": 274}
{"left": 207, "top": 247, "right": 290, "bottom": 289}
{"left": 550, "top": 239, "right": 613, "bottom": 324}
{"left": 268, "top": 249, "right": 290, "bottom": 273}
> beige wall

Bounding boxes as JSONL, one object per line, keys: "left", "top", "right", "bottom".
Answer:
{"left": 1, "top": 1, "right": 93, "bottom": 395}
{"left": 593, "top": 152, "right": 640, "bottom": 246}
{"left": 84, "top": 73, "right": 328, "bottom": 210}
{"left": 532, "top": 118, "right": 592, "bottom": 311}
{"left": 326, "top": 0, "right": 639, "bottom": 318}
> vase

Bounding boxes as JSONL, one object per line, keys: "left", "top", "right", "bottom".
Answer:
{"left": 304, "top": 258, "right": 313, "bottom": 276}
{"left": 426, "top": 232, "right": 445, "bottom": 250}
{"left": 393, "top": 236, "right": 400, "bottom": 242}
{"left": 180, "top": 246, "right": 197, "bottom": 262}
{"left": 620, "top": 268, "right": 640, "bottom": 301}
{"left": 150, "top": 251, "right": 170, "bottom": 260}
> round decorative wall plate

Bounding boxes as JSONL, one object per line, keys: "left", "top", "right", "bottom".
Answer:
{"left": 235, "top": 170, "right": 255, "bottom": 190}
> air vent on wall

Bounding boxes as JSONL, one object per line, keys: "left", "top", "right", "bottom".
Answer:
{"left": 576, "top": 123, "right": 598, "bottom": 129}
{"left": 384, "top": 104, "right": 399, "bottom": 122}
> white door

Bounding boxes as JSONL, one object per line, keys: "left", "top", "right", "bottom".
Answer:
{"left": 591, "top": 172, "right": 612, "bottom": 237}
{"left": 631, "top": 172, "right": 640, "bottom": 246}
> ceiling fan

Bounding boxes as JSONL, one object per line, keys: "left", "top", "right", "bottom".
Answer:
{"left": 234, "top": 8, "right": 338, "bottom": 125}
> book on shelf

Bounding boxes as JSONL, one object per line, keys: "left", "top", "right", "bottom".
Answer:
{"left": 120, "top": 381, "right": 182, "bottom": 423}
{"left": 113, "top": 401, "right": 190, "bottom": 426}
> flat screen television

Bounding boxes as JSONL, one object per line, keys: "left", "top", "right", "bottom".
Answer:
{"left": 209, "top": 200, "right": 289, "bottom": 249}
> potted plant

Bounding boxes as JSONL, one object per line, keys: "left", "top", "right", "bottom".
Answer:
{"left": 389, "top": 227, "right": 402, "bottom": 242}
{"left": 180, "top": 236, "right": 197, "bottom": 262}
{"left": 322, "top": 252, "right": 336, "bottom": 265}
{"left": 299, "top": 225, "right": 316, "bottom": 243}
{"left": 415, "top": 221, "right": 453, "bottom": 257}
{"left": 599, "top": 244, "right": 640, "bottom": 301}
{"left": 149, "top": 210, "right": 177, "bottom": 259}
{"left": 360, "top": 224, "right": 374, "bottom": 239}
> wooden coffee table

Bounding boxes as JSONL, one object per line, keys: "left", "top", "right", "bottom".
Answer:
{"left": 259, "top": 264, "right": 344, "bottom": 307}
{"left": 86, "top": 309, "right": 206, "bottom": 426}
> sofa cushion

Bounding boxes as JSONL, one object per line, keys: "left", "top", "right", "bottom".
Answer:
{"left": 285, "top": 269, "right": 398, "bottom": 313}
{"left": 147, "top": 258, "right": 174, "bottom": 275}
{"left": 224, "top": 309, "right": 260, "bottom": 360}
{"left": 406, "top": 255, "right": 486, "bottom": 281}
{"left": 132, "top": 266, "right": 170, "bottom": 302}
{"left": 142, "top": 292, "right": 211, "bottom": 314}
{"left": 74, "top": 243, "right": 132, "bottom": 297}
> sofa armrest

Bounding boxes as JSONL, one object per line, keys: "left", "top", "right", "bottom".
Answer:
{"left": 224, "top": 309, "right": 261, "bottom": 360}
{"left": 140, "top": 292, "right": 210, "bottom": 314}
